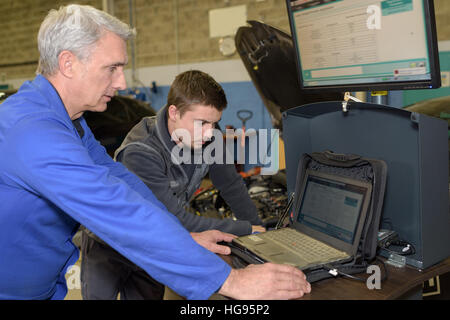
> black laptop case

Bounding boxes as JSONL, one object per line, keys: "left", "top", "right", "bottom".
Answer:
{"left": 229, "top": 150, "right": 387, "bottom": 283}
{"left": 292, "top": 150, "right": 388, "bottom": 282}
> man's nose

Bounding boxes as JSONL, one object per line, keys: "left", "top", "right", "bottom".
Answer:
{"left": 203, "top": 124, "right": 214, "bottom": 140}
{"left": 113, "top": 68, "right": 127, "bottom": 91}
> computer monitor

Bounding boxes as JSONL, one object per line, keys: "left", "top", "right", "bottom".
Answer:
{"left": 286, "top": 0, "right": 441, "bottom": 92}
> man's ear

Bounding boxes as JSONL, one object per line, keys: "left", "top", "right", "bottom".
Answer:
{"left": 167, "top": 104, "right": 179, "bottom": 121}
{"left": 57, "top": 50, "right": 76, "bottom": 78}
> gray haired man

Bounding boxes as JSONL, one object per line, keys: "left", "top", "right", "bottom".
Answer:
{"left": 0, "top": 4, "right": 310, "bottom": 300}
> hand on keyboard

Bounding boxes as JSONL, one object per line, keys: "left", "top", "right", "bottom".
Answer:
{"left": 219, "top": 263, "right": 311, "bottom": 300}
{"left": 191, "top": 230, "right": 237, "bottom": 255}
{"left": 252, "top": 225, "right": 266, "bottom": 234}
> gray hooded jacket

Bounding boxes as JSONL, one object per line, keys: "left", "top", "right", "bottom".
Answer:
{"left": 113, "top": 106, "right": 262, "bottom": 236}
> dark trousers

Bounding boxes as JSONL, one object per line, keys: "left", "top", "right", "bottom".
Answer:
{"left": 80, "top": 231, "right": 165, "bottom": 300}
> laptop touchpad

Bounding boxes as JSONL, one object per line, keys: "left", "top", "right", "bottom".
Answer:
{"left": 253, "top": 242, "right": 284, "bottom": 255}
{"left": 253, "top": 244, "right": 309, "bottom": 267}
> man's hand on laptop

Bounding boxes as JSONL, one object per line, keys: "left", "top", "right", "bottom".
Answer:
{"left": 251, "top": 225, "right": 266, "bottom": 233}
{"left": 219, "top": 263, "right": 311, "bottom": 300}
{"left": 191, "top": 230, "right": 311, "bottom": 299}
{"left": 191, "top": 230, "right": 236, "bottom": 255}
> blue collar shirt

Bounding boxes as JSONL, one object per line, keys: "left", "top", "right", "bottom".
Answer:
{"left": 0, "top": 75, "right": 230, "bottom": 300}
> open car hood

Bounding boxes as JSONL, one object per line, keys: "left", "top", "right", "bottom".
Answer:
{"left": 235, "top": 20, "right": 343, "bottom": 130}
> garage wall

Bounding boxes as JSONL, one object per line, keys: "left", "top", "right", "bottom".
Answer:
{"left": 1, "top": 0, "right": 449, "bottom": 129}
{"left": 434, "top": 0, "right": 450, "bottom": 41}
{"left": 0, "top": 0, "right": 290, "bottom": 83}
{"left": 0, "top": 0, "right": 102, "bottom": 80}
{"left": 0, "top": 0, "right": 290, "bottom": 130}
{"left": 1, "top": 0, "right": 450, "bottom": 83}
{"left": 115, "top": 0, "right": 290, "bottom": 68}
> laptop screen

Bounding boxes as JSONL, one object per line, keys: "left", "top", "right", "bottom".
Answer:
{"left": 297, "top": 173, "right": 368, "bottom": 244}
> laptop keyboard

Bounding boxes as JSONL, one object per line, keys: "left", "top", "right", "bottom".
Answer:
{"left": 264, "top": 228, "right": 348, "bottom": 263}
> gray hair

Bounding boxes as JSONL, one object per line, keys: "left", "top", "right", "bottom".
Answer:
{"left": 36, "top": 4, "right": 136, "bottom": 76}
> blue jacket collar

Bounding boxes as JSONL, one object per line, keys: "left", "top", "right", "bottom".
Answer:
{"left": 31, "top": 74, "right": 73, "bottom": 125}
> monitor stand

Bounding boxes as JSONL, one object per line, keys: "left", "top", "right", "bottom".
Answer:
{"left": 342, "top": 91, "right": 389, "bottom": 112}
{"left": 370, "top": 91, "right": 388, "bottom": 105}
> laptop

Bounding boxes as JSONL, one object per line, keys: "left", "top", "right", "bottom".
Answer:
{"left": 230, "top": 169, "right": 372, "bottom": 272}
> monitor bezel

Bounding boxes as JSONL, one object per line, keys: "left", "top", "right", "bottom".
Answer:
{"left": 286, "top": 0, "right": 441, "bottom": 93}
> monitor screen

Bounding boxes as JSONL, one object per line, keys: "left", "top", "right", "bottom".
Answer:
{"left": 286, "top": 0, "right": 441, "bottom": 92}
{"left": 297, "top": 173, "right": 367, "bottom": 244}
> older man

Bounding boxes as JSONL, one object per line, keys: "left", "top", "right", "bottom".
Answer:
{"left": 0, "top": 4, "right": 310, "bottom": 300}
{"left": 81, "top": 70, "right": 267, "bottom": 300}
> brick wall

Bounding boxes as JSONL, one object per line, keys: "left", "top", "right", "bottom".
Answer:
{"left": 0, "top": 0, "right": 290, "bottom": 82}
{"left": 0, "top": 0, "right": 449, "bottom": 83}
{"left": 0, "top": 0, "right": 101, "bottom": 81}
{"left": 112, "top": 0, "right": 291, "bottom": 67}
{"left": 434, "top": 0, "right": 450, "bottom": 40}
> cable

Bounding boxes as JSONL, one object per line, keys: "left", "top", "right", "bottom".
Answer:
{"left": 377, "top": 228, "right": 416, "bottom": 256}
{"left": 275, "top": 192, "right": 295, "bottom": 229}
{"left": 323, "top": 257, "right": 388, "bottom": 283}
{"left": 382, "top": 240, "right": 416, "bottom": 256}
{"left": 323, "top": 264, "right": 366, "bottom": 282}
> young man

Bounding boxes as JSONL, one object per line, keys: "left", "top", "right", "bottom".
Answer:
{"left": 81, "top": 70, "right": 266, "bottom": 299}
{"left": 0, "top": 4, "right": 310, "bottom": 300}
